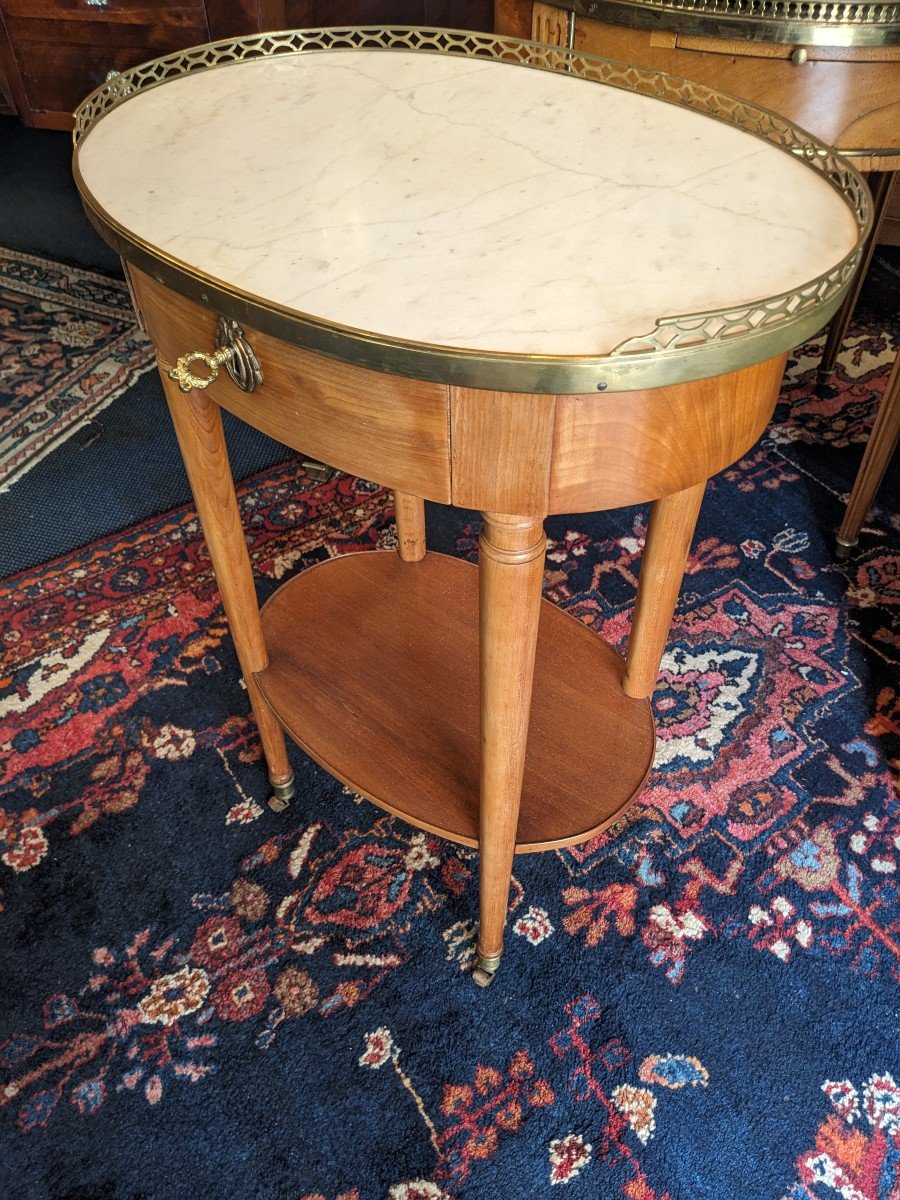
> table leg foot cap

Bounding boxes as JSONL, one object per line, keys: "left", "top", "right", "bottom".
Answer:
{"left": 814, "top": 371, "right": 835, "bottom": 398}
{"left": 268, "top": 775, "right": 295, "bottom": 812}
{"left": 835, "top": 537, "right": 856, "bottom": 561}
{"left": 472, "top": 951, "right": 502, "bottom": 988}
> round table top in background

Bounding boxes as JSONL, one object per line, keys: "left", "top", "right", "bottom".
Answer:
{"left": 74, "top": 29, "right": 869, "bottom": 392}
{"left": 557, "top": 0, "right": 900, "bottom": 46}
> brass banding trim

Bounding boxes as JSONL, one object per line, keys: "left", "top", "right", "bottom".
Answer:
{"left": 557, "top": 0, "right": 900, "bottom": 46}
{"left": 840, "top": 147, "right": 900, "bottom": 159}
{"left": 72, "top": 27, "right": 870, "bottom": 394}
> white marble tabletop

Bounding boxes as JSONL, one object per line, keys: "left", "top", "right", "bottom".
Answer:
{"left": 76, "top": 48, "right": 859, "bottom": 358}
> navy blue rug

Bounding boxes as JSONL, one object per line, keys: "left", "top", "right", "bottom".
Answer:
{"left": 0, "top": 247, "right": 295, "bottom": 578}
{"left": 0, "top": 311, "right": 897, "bottom": 1198}
{"left": 0, "top": 246, "right": 154, "bottom": 492}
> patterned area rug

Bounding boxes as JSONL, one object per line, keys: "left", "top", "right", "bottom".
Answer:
{"left": 0, "top": 319, "right": 897, "bottom": 1200}
{"left": 0, "top": 247, "right": 153, "bottom": 492}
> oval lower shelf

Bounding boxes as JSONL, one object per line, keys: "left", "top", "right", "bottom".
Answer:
{"left": 255, "top": 550, "right": 655, "bottom": 853}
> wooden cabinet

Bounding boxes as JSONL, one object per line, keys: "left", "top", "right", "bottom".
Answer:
{"left": 0, "top": 1, "right": 284, "bottom": 128}
{"left": 0, "top": 0, "right": 492, "bottom": 129}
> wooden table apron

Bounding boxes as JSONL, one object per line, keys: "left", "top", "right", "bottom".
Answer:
{"left": 125, "top": 265, "right": 786, "bottom": 976}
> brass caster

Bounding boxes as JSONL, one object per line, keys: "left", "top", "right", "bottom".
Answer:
{"left": 834, "top": 536, "right": 856, "bottom": 561}
{"left": 472, "top": 952, "right": 501, "bottom": 988}
{"left": 814, "top": 369, "right": 834, "bottom": 399}
{"left": 301, "top": 459, "right": 333, "bottom": 483}
{"left": 268, "top": 775, "right": 295, "bottom": 813}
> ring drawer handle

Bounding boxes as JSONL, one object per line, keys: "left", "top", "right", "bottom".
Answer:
{"left": 168, "top": 317, "right": 263, "bottom": 394}
{"left": 168, "top": 346, "right": 234, "bottom": 392}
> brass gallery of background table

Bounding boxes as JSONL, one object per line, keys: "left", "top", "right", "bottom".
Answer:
{"left": 73, "top": 28, "right": 867, "bottom": 985}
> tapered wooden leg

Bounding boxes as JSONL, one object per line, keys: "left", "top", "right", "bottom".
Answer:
{"left": 161, "top": 371, "right": 294, "bottom": 810}
{"left": 836, "top": 352, "right": 900, "bottom": 558}
{"left": 623, "top": 481, "right": 706, "bottom": 700}
{"left": 394, "top": 491, "right": 426, "bottom": 562}
{"left": 475, "top": 513, "right": 546, "bottom": 985}
{"left": 818, "top": 171, "right": 895, "bottom": 383}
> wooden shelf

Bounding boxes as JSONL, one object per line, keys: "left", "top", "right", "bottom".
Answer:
{"left": 255, "top": 551, "right": 655, "bottom": 853}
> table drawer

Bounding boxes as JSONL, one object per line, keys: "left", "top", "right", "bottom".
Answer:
{"left": 128, "top": 267, "right": 453, "bottom": 504}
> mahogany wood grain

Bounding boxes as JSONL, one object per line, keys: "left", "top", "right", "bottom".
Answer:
{"left": 161, "top": 372, "right": 293, "bottom": 790}
{"left": 425, "top": 0, "right": 494, "bottom": 30}
{"left": 623, "top": 481, "right": 706, "bottom": 699}
{"left": 0, "top": 0, "right": 345, "bottom": 129}
{"left": 283, "top": 0, "right": 313, "bottom": 19}
{"left": 394, "top": 492, "right": 427, "bottom": 561}
{"left": 2, "top": 1, "right": 204, "bottom": 22}
{"left": 837, "top": 351, "right": 900, "bottom": 551}
{"left": 493, "top": 0, "right": 531, "bottom": 38}
{"left": 283, "top": 1, "right": 493, "bottom": 29}
{"left": 0, "top": 3, "right": 211, "bottom": 128}
{"left": 476, "top": 514, "right": 546, "bottom": 966}
{"left": 205, "top": 0, "right": 285, "bottom": 37}
{"left": 450, "top": 387, "right": 556, "bottom": 514}
{"left": 255, "top": 551, "right": 655, "bottom": 850}
{"left": 129, "top": 269, "right": 453, "bottom": 504}
{"left": 548, "top": 356, "right": 786, "bottom": 512}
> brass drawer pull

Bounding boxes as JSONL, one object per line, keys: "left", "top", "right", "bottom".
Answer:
{"left": 169, "top": 317, "right": 263, "bottom": 394}
{"left": 168, "top": 345, "right": 234, "bottom": 392}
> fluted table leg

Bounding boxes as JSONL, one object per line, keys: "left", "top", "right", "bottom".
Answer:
{"left": 474, "top": 513, "right": 546, "bottom": 985}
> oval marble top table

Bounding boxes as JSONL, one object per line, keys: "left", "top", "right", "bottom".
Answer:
{"left": 74, "top": 29, "right": 867, "bottom": 391}
{"left": 77, "top": 49, "right": 857, "bottom": 358}
{"left": 72, "top": 30, "right": 870, "bottom": 984}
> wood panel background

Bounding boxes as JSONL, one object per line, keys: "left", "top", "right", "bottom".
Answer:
{"left": 0, "top": 0, "right": 492, "bottom": 128}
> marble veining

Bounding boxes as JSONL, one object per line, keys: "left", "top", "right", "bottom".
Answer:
{"left": 76, "top": 49, "right": 859, "bottom": 357}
